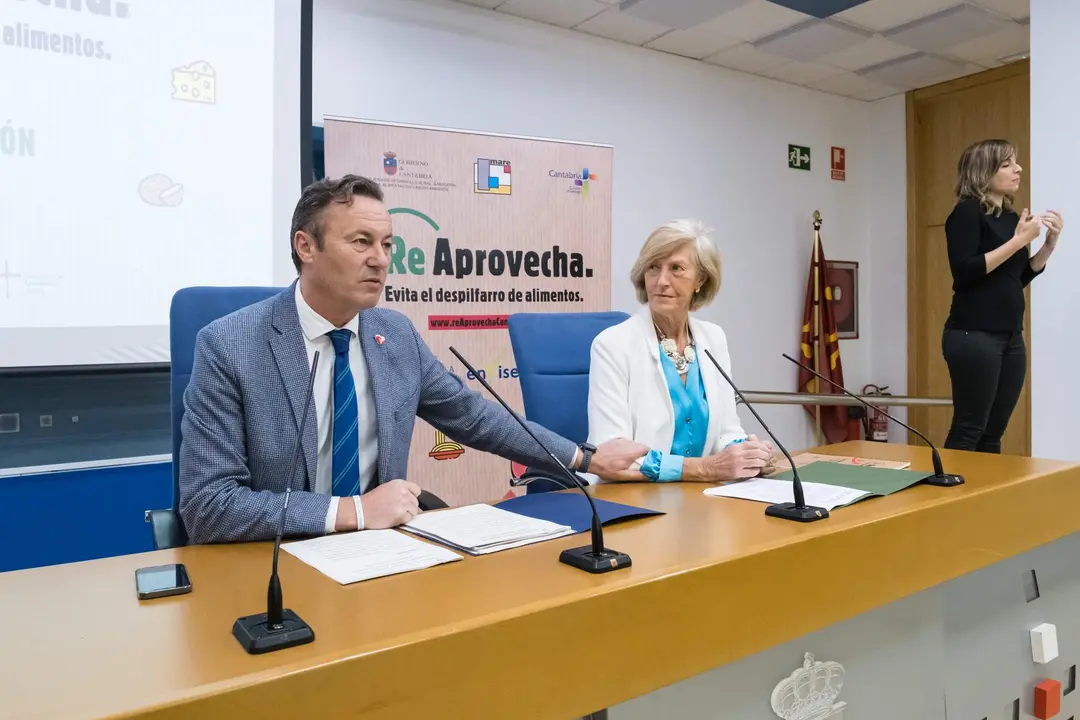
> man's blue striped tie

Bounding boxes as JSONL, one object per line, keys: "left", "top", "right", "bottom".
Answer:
{"left": 328, "top": 329, "right": 360, "bottom": 497}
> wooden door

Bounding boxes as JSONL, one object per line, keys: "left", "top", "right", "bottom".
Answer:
{"left": 907, "top": 61, "right": 1031, "bottom": 455}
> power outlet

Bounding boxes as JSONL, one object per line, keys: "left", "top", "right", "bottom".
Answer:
{"left": 0, "top": 413, "right": 19, "bottom": 433}
{"left": 39, "top": 414, "right": 53, "bottom": 428}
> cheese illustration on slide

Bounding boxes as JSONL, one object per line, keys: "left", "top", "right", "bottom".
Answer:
{"left": 171, "top": 60, "right": 216, "bottom": 104}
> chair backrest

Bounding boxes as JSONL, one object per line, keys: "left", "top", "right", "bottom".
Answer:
{"left": 169, "top": 287, "right": 282, "bottom": 528}
{"left": 507, "top": 311, "right": 630, "bottom": 445}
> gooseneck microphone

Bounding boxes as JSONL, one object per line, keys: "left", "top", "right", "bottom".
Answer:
{"left": 703, "top": 348, "right": 828, "bottom": 523}
{"left": 448, "top": 346, "right": 630, "bottom": 573}
{"left": 782, "top": 353, "right": 964, "bottom": 487}
{"left": 232, "top": 351, "right": 321, "bottom": 654}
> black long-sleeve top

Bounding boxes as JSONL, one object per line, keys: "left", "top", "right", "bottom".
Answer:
{"left": 944, "top": 198, "right": 1042, "bottom": 332}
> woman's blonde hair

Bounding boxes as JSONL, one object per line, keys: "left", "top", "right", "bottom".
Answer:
{"left": 955, "top": 138, "right": 1017, "bottom": 215}
{"left": 629, "top": 219, "right": 722, "bottom": 312}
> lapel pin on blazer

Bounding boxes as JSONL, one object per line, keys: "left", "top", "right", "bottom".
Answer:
{"left": 374, "top": 334, "right": 386, "bottom": 345}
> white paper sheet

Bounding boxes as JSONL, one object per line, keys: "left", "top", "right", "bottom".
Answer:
{"left": 704, "top": 478, "right": 871, "bottom": 511}
{"left": 281, "top": 529, "right": 462, "bottom": 585}
{"left": 403, "top": 504, "right": 574, "bottom": 555}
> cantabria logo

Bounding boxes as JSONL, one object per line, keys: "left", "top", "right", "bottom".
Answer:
{"left": 549, "top": 167, "right": 597, "bottom": 197}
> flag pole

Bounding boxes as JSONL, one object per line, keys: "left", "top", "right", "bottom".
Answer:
{"left": 812, "top": 210, "right": 824, "bottom": 446}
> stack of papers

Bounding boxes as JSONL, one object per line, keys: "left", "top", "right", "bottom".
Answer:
{"left": 282, "top": 529, "right": 462, "bottom": 585}
{"left": 403, "top": 503, "right": 574, "bottom": 555}
{"left": 705, "top": 478, "right": 871, "bottom": 511}
{"left": 705, "top": 460, "right": 932, "bottom": 511}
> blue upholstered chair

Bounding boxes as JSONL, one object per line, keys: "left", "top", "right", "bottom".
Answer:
{"left": 506, "top": 311, "right": 630, "bottom": 493}
{"left": 145, "top": 287, "right": 282, "bottom": 549}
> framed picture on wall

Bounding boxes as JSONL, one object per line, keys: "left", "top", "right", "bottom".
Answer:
{"left": 826, "top": 260, "right": 858, "bottom": 339}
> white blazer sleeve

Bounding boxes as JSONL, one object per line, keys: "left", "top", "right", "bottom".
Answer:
{"left": 587, "top": 332, "right": 634, "bottom": 446}
{"left": 709, "top": 328, "right": 748, "bottom": 449}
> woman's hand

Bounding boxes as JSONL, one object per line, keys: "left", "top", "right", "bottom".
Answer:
{"left": 704, "top": 439, "right": 772, "bottom": 481}
{"left": 1013, "top": 209, "right": 1043, "bottom": 247}
{"left": 1042, "top": 210, "right": 1064, "bottom": 245}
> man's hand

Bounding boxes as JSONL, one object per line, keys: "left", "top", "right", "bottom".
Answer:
{"left": 587, "top": 438, "right": 650, "bottom": 480}
{"left": 359, "top": 479, "right": 422, "bottom": 529}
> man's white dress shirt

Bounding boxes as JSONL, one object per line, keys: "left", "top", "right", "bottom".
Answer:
{"left": 295, "top": 284, "right": 379, "bottom": 532}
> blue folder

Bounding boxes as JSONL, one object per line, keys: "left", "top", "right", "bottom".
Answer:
{"left": 495, "top": 492, "right": 663, "bottom": 533}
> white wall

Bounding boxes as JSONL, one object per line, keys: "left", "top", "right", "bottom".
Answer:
{"left": 1030, "top": 0, "right": 1077, "bottom": 460}
{"left": 312, "top": 0, "right": 908, "bottom": 449}
{"left": 273, "top": 0, "right": 303, "bottom": 284}
{"left": 866, "top": 94, "right": 909, "bottom": 442}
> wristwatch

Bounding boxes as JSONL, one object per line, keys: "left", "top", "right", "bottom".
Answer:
{"left": 577, "top": 442, "right": 596, "bottom": 474}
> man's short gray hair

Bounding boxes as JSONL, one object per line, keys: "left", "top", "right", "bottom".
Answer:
{"left": 629, "top": 219, "right": 722, "bottom": 311}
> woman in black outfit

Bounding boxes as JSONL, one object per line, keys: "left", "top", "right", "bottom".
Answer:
{"left": 942, "top": 139, "right": 1064, "bottom": 453}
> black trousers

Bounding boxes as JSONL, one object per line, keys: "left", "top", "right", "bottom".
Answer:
{"left": 942, "top": 328, "right": 1026, "bottom": 453}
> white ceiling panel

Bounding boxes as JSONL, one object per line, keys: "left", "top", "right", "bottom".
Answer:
{"left": 760, "top": 60, "right": 844, "bottom": 86}
{"left": 946, "top": 23, "right": 1028, "bottom": 65}
{"left": 817, "top": 36, "right": 913, "bottom": 72}
{"left": 714, "top": 0, "right": 810, "bottom": 42}
{"left": 754, "top": 19, "right": 872, "bottom": 62}
{"left": 808, "top": 70, "right": 898, "bottom": 99}
{"left": 646, "top": 24, "right": 742, "bottom": 59}
{"left": 704, "top": 41, "right": 789, "bottom": 73}
{"left": 445, "top": 0, "right": 1029, "bottom": 100}
{"left": 857, "top": 52, "right": 967, "bottom": 89}
{"left": 497, "top": 0, "right": 609, "bottom": 28}
{"left": 835, "top": 0, "right": 964, "bottom": 33}
{"left": 617, "top": 0, "right": 749, "bottom": 30}
{"left": 643, "top": 11, "right": 750, "bottom": 58}
{"left": 885, "top": 4, "right": 1011, "bottom": 54}
{"left": 971, "top": 0, "right": 1030, "bottom": 21}
{"left": 454, "top": 0, "right": 504, "bottom": 8}
{"left": 576, "top": 7, "right": 671, "bottom": 44}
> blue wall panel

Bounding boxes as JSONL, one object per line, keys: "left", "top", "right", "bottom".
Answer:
{"left": 0, "top": 463, "right": 173, "bottom": 573}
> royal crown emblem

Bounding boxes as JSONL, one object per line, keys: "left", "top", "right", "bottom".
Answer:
{"left": 770, "top": 653, "right": 846, "bottom": 720}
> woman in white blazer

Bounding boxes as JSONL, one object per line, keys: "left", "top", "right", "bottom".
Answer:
{"left": 587, "top": 219, "right": 774, "bottom": 483}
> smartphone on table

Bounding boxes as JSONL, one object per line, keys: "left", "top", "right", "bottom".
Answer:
{"left": 135, "top": 563, "right": 192, "bottom": 600}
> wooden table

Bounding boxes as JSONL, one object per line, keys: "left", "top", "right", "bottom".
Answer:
{"left": 3, "top": 441, "right": 1079, "bottom": 719}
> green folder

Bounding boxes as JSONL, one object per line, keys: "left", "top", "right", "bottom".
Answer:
{"left": 770, "top": 461, "right": 932, "bottom": 505}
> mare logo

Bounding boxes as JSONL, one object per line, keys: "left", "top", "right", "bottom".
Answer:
{"left": 474, "top": 158, "right": 512, "bottom": 195}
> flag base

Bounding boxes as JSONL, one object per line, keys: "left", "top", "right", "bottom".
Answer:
{"left": 765, "top": 502, "right": 830, "bottom": 522}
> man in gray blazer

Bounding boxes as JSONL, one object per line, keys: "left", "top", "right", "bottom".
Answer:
{"left": 179, "top": 174, "right": 645, "bottom": 544}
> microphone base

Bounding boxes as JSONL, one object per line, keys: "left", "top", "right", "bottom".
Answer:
{"left": 559, "top": 545, "right": 632, "bottom": 574}
{"left": 765, "top": 502, "right": 829, "bottom": 522}
{"left": 232, "top": 609, "right": 315, "bottom": 655}
{"left": 922, "top": 473, "right": 964, "bottom": 487}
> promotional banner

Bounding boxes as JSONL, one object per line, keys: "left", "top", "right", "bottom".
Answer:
{"left": 324, "top": 118, "right": 613, "bottom": 506}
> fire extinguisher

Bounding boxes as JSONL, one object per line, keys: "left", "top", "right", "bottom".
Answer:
{"left": 862, "top": 384, "right": 891, "bottom": 442}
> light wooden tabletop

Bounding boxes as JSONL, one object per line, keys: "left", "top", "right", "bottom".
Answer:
{"left": 2, "top": 442, "right": 1078, "bottom": 720}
